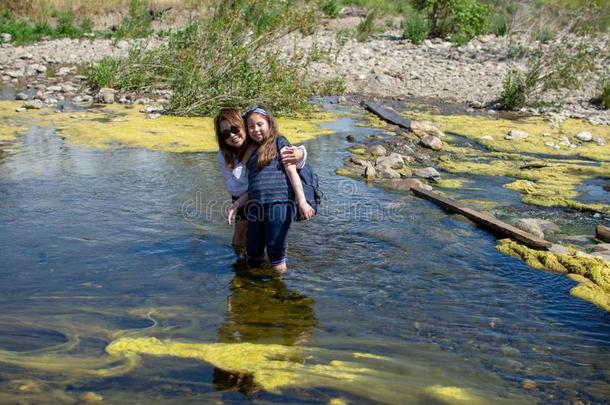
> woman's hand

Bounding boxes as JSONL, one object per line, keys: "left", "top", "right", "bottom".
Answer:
{"left": 227, "top": 203, "right": 238, "bottom": 225}
{"left": 280, "top": 146, "right": 303, "bottom": 166}
{"left": 298, "top": 201, "right": 315, "bottom": 220}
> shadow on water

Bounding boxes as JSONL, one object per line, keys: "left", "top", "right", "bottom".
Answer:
{"left": 0, "top": 102, "right": 608, "bottom": 403}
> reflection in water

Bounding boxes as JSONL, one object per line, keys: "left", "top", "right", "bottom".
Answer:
{"left": 214, "top": 265, "right": 318, "bottom": 396}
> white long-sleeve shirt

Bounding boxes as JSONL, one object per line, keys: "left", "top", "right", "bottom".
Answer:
{"left": 217, "top": 145, "right": 307, "bottom": 197}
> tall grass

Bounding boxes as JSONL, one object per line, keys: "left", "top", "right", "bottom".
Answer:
{"left": 86, "top": 0, "right": 344, "bottom": 115}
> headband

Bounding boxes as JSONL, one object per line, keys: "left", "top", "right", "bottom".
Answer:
{"left": 243, "top": 106, "right": 269, "bottom": 119}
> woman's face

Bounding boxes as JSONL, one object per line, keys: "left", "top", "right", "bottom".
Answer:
{"left": 246, "top": 113, "right": 269, "bottom": 143}
{"left": 219, "top": 119, "right": 246, "bottom": 148}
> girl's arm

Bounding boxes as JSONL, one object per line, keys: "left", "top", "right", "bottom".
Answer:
{"left": 227, "top": 192, "right": 248, "bottom": 225}
{"left": 241, "top": 144, "right": 258, "bottom": 165}
{"left": 282, "top": 149, "right": 315, "bottom": 220}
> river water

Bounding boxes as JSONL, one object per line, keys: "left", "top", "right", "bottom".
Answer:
{"left": 0, "top": 106, "right": 609, "bottom": 404}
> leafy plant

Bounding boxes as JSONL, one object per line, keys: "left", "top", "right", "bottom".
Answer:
{"left": 356, "top": 6, "right": 380, "bottom": 42}
{"left": 113, "top": 0, "right": 152, "bottom": 39}
{"left": 499, "top": 68, "right": 526, "bottom": 110}
{"left": 402, "top": 11, "right": 427, "bottom": 44}
{"left": 86, "top": 0, "right": 344, "bottom": 115}
{"left": 321, "top": 0, "right": 340, "bottom": 18}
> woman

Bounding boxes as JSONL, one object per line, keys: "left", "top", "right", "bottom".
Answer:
{"left": 214, "top": 108, "right": 307, "bottom": 251}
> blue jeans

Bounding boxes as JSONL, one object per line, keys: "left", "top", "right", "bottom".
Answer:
{"left": 246, "top": 202, "right": 295, "bottom": 266}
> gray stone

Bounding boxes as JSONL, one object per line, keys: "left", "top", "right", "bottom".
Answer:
{"left": 386, "top": 178, "right": 426, "bottom": 191}
{"left": 15, "top": 92, "right": 28, "bottom": 100}
{"left": 538, "top": 220, "right": 560, "bottom": 235}
{"left": 558, "top": 136, "right": 571, "bottom": 146}
{"left": 414, "top": 167, "right": 440, "bottom": 179}
{"left": 1, "top": 33, "right": 12, "bottom": 43}
{"left": 97, "top": 87, "right": 116, "bottom": 104}
{"left": 376, "top": 166, "right": 401, "bottom": 179}
{"left": 364, "top": 165, "right": 376, "bottom": 180}
{"left": 23, "top": 100, "right": 44, "bottom": 109}
{"left": 349, "top": 156, "right": 373, "bottom": 168}
{"left": 591, "top": 243, "right": 610, "bottom": 253}
{"left": 420, "top": 135, "right": 443, "bottom": 151}
{"left": 512, "top": 218, "right": 544, "bottom": 239}
{"left": 57, "top": 67, "right": 72, "bottom": 76}
{"left": 367, "top": 144, "right": 387, "bottom": 157}
{"left": 15, "top": 107, "right": 26, "bottom": 112}
{"left": 140, "top": 105, "right": 164, "bottom": 113}
{"left": 411, "top": 120, "right": 443, "bottom": 137}
{"left": 375, "top": 152, "right": 404, "bottom": 169}
{"left": 505, "top": 129, "right": 528, "bottom": 140}
{"left": 46, "top": 85, "right": 62, "bottom": 92}
{"left": 346, "top": 134, "right": 356, "bottom": 142}
{"left": 576, "top": 131, "right": 592, "bottom": 142}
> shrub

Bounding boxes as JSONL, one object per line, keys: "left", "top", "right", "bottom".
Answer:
{"left": 321, "top": 0, "right": 340, "bottom": 18}
{"left": 594, "top": 79, "right": 610, "bottom": 109}
{"left": 113, "top": 0, "right": 152, "bottom": 39}
{"left": 402, "top": 11, "right": 427, "bottom": 44}
{"left": 499, "top": 68, "right": 526, "bottom": 110}
{"left": 412, "top": 0, "right": 491, "bottom": 44}
{"left": 86, "top": 0, "right": 344, "bottom": 115}
{"left": 486, "top": 11, "right": 509, "bottom": 36}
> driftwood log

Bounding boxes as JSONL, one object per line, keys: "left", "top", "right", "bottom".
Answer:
{"left": 363, "top": 101, "right": 411, "bottom": 130}
{"left": 596, "top": 225, "right": 610, "bottom": 243}
{"left": 411, "top": 186, "right": 552, "bottom": 250}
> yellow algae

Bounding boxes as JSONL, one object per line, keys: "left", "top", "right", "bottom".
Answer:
{"left": 347, "top": 146, "right": 367, "bottom": 155}
{"left": 0, "top": 101, "right": 336, "bottom": 153}
{"left": 424, "top": 385, "right": 485, "bottom": 405}
{"left": 435, "top": 178, "right": 467, "bottom": 189}
{"left": 329, "top": 399, "right": 348, "bottom": 405}
{"left": 417, "top": 113, "right": 610, "bottom": 161}
{"left": 497, "top": 239, "right": 610, "bottom": 311}
{"left": 460, "top": 199, "right": 499, "bottom": 210}
{"left": 569, "top": 274, "right": 610, "bottom": 312}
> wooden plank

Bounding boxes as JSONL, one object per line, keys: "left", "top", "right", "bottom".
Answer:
{"left": 596, "top": 225, "right": 610, "bottom": 243}
{"left": 411, "top": 186, "right": 553, "bottom": 250}
{"left": 363, "top": 101, "right": 411, "bottom": 130}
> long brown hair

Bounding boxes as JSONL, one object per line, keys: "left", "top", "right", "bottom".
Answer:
{"left": 214, "top": 108, "right": 248, "bottom": 170}
{"left": 243, "top": 105, "right": 280, "bottom": 170}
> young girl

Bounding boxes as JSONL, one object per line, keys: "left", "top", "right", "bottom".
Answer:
{"left": 214, "top": 108, "right": 307, "bottom": 251}
{"left": 229, "top": 105, "right": 314, "bottom": 273}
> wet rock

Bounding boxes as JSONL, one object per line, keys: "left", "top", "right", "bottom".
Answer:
{"left": 386, "top": 178, "right": 430, "bottom": 191}
{"left": 420, "top": 135, "right": 443, "bottom": 151}
{"left": 591, "top": 243, "right": 610, "bottom": 254}
{"left": 576, "top": 131, "right": 593, "bottom": 142}
{"left": 346, "top": 134, "right": 356, "bottom": 142}
{"left": 97, "top": 87, "right": 116, "bottom": 104}
{"left": 376, "top": 165, "right": 401, "bottom": 179}
{"left": 15, "top": 92, "right": 28, "bottom": 100}
{"left": 522, "top": 379, "right": 538, "bottom": 390}
{"left": 596, "top": 225, "right": 610, "bottom": 242}
{"left": 505, "top": 129, "right": 528, "bottom": 140}
{"left": 414, "top": 167, "right": 440, "bottom": 180}
{"left": 367, "top": 144, "right": 387, "bottom": 156}
{"left": 411, "top": 120, "right": 443, "bottom": 137}
{"left": 375, "top": 152, "right": 404, "bottom": 169}
{"left": 512, "top": 218, "right": 545, "bottom": 239}
{"left": 23, "top": 99, "right": 43, "bottom": 109}
{"left": 1, "top": 33, "right": 11, "bottom": 43}
{"left": 349, "top": 155, "right": 373, "bottom": 168}
{"left": 364, "top": 165, "right": 376, "bottom": 180}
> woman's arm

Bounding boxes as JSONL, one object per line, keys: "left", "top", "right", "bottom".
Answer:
{"left": 241, "top": 144, "right": 258, "bottom": 165}
{"left": 280, "top": 145, "right": 307, "bottom": 168}
{"left": 282, "top": 149, "right": 314, "bottom": 220}
{"left": 228, "top": 192, "right": 248, "bottom": 225}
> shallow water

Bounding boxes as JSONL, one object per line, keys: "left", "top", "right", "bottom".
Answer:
{"left": 0, "top": 105, "right": 609, "bottom": 404}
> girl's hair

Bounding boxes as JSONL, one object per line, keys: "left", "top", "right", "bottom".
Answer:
{"left": 243, "top": 105, "right": 280, "bottom": 170}
{"left": 214, "top": 108, "right": 248, "bottom": 170}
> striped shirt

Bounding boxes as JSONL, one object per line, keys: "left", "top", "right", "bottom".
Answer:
{"left": 247, "top": 136, "right": 294, "bottom": 203}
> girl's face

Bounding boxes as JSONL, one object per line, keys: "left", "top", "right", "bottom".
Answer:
{"left": 246, "top": 113, "right": 269, "bottom": 143}
{"left": 219, "top": 119, "right": 246, "bottom": 148}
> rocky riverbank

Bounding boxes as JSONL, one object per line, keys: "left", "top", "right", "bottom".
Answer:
{"left": 0, "top": 15, "right": 608, "bottom": 123}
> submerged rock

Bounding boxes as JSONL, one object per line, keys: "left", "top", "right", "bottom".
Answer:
{"left": 386, "top": 178, "right": 429, "bottom": 191}
{"left": 414, "top": 167, "right": 440, "bottom": 180}
{"left": 375, "top": 152, "right": 404, "bottom": 169}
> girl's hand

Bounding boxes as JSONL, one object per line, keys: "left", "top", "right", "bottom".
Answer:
{"left": 298, "top": 201, "right": 315, "bottom": 220}
{"left": 280, "top": 146, "right": 303, "bottom": 166}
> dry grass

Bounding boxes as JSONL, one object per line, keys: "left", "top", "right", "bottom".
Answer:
{"left": 2, "top": 0, "right": 202, "bottom": 19}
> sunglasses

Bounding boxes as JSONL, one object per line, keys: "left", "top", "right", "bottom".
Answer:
{"left": 221, "top": 125, "right": 241, "bottom": 140}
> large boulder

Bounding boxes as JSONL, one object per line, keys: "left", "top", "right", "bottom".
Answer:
{"left": 367, "top": 144, "right": 387, "bottom": 157}
{"left": 411, "top": 120, "right": 444, "bottom": 138}
{"left": 512, "top": 218, "right": 545, "bottom": 239}
{"left": 375, "top": 152, "right": 404, "bottom": 169}
{"left": 414, "top": 167, "right": 440, "bottom": 180}
{"left": 97, "top": 88, "right": 116, "bottom": 104}
{"left": 420, "top": 135, "right": 443, "bottom": 151}
{"left": 23, "top": 100, "right": 43, "bottom": 109}
{"left": 575, "top": 131, "right": 592, "bottom": 142}
{"left": 376, "top": 165, "right": 401, "bottom": 179}
{"left": 596, "top": 225, "right": 610, "bottom": 243}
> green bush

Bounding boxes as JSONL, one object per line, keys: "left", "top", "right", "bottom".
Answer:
{"left": 595, "top": 79, "right": 610, "bottom": 109}
{"left": 402, "top": 11, "right": 428, "bottom": 44}
{"left": 322, "top": 0, "right": 341, "bottom": 18}
{"left": 499, "top": 68, "right": 526, "bottom": 110}
{"left": 413, "top": 0, "right": 491, "bottom": 44}
{"left": 87, "top": 0, "right": 344, "bottom": 116}
{"left": 0, "top": 9, "right": 92, "bottom": 44}
{"left": 113, "top": 0, "right": 152, "bottom": 39}
{"left": 486, "top": 11, "right": 509, "bottom": 36}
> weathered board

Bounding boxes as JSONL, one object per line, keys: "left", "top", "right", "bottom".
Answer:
{"left": 363, "top": 101, "right": 411, "bottom": 130}
{"left": 411, "top": 186, "right": 553, "bottom": 250}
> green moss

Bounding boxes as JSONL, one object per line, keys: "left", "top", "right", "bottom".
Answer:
{"left": 497, "top": 239, "right": 610, "bottom": 311}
